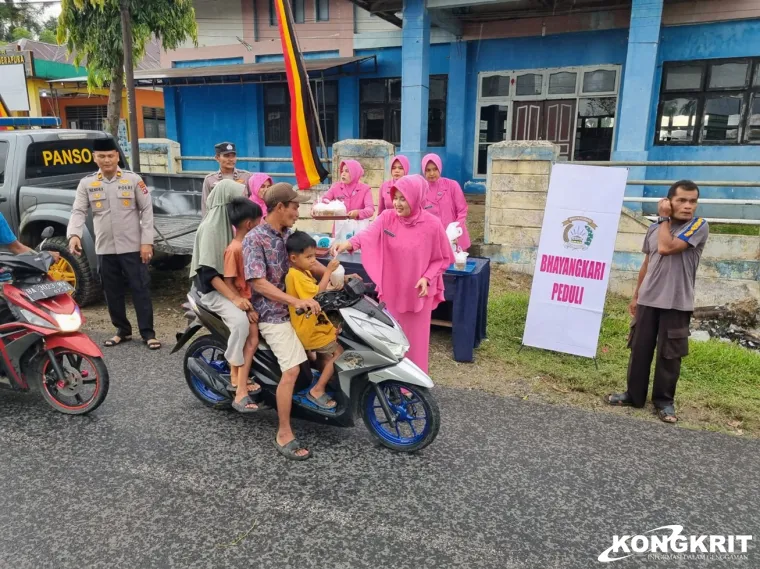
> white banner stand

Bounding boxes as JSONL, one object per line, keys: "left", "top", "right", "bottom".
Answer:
{"left": 522, "top": 163, "right": 629, "bottom": 359}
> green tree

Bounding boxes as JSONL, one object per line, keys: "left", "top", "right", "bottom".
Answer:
{"left": 0, "top": 1, "right": 42, "bottom": 41}
{"left": 38, "top": 28, "right": 57, "bottom": 44}
{"left": 58, "top": 0, "right": 197, "bottom": 135}
{"left": 11, "top": 26, "right": 32, "bottom": 40}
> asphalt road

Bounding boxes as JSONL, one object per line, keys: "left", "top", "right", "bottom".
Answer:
{"left": 0, "top": 336, "right": 758, "bottom": 569}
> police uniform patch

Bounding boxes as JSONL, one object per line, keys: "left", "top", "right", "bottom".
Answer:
{"left": 95, "top": 202, "right": 102, "bottom": 209}
{"left": 119, "top": 179, "right": 131, "bottom": 185}
{"left": 123, "top": 200, "right": 131, "bottom": 207}
{"left": 90, "top": 181, "right": 102, "bottom": 188}
{"left": 138, "top": 181, "right": 148, "bottom": 195}
{"left": 94, "top": 193, "right": 102, "bottom": 199}
{"left": 121, "top": 191, "right": 131, "bottom": 197}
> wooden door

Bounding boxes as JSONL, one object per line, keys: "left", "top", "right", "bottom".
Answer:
{"left": 544, "top": 99, "right": 576, "bottom": 160}
{"left": 512, "top": 101, "right": 543, "bottom": 141}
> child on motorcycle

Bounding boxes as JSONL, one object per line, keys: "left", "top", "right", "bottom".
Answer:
{"left": 285, "top": 231, "right": 344, "bottom": 410}
{"left": 189, "top": 180, "right": 263, "bottom": 413}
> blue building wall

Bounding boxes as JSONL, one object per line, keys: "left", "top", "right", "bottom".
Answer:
{"left": 641, "top": 19, "right": 760, "bottom": 218}
{"left": 165, "top": 18, "right": 760, "bottom": 214}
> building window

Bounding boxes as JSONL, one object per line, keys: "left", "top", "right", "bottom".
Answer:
{"left": 316, "top": 0, "right": 329, "bottom": 21}
{"left": 292, "top": 0, "right": 305, "bottom": 23}
{"left": 65, "top": 105, "right": 108, "bottom": 131}
{"left": 358, "top": 75, "right": 448, "bottom": 147}
{"left": 264, "top": 81, "right": 338, "bottom": 147}
{"left": 142, "top": 107, "right": 166, "bottom": 138}
{"left": 474, "top": 65, "right": 621, "bottom": 175}
{"left": 269, "top": 0, "right": 276, "bottom": 26}
{"left": 656, "top": 58, "right": 760, "bottom": 145}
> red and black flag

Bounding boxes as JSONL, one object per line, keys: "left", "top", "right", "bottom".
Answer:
{"left": 274, "top": 0, "right": 329, "bottom": 189}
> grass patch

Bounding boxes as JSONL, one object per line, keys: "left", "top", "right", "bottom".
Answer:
{"left": 481, "top": 289, "right": 760, "bottom": 435}
{"left": 708, "top": 223, "right": 760, "bottom": 236}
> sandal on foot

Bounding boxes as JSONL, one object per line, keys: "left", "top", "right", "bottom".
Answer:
{"left": 232, "top": 395, "right": 259, "bottom": 414}
{"left": 656, "top": 406, "right": 677, "bottom": 424}
{"left": 606, "top": 392, "right": 633, "bottom": 406}
{"left": 274, "top": 438, "right": 311, "bottom": 461}
{"left": 145, "top": 339, "right": 162, "bottom": 350}
{"left": 227, "top": 381, "right": 262, "bottom": 395}
{"left": 104, "top": 335, "right": 131, "bottom": 347}
{"left": 307, "top": 391, "right": 336, "bottom": 410}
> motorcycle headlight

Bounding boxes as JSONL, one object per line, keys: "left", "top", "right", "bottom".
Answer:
{"left": 356, "top": 317, "right": 409, "bottom": 360}
{"left": 19, "top": 308, "right": 56, "bottom": 329}
{"left": 53, "top": 308, "right": 82, "bottom": 332}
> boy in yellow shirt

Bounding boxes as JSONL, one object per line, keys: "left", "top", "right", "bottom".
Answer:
{"left": 285, "top": 231, "right": 344, "bottom": 410}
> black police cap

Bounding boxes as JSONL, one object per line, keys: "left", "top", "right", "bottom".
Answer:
{"left": 215, "top": 142, "right": 236, "bottom": 154}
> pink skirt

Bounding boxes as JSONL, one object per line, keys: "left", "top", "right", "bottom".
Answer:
{"left": 388, "top": 298, "right": 434, "bottom": 374}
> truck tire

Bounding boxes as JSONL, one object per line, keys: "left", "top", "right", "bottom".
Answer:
{"left": 42, "top": 236, "right": 101, "bottom": 307}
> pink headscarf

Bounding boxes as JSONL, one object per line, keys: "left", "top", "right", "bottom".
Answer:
{"left": 247, "top": 173, "right": 272, "bottom": 217}
{"left": 334, "top": 160, "right": 365, "bottom": 197}
{"left": 420, "top": 153, "right": 471, "bottom": 251}
{"left": 378, "top": 155, "right": 410, "bottom": 214}
{"left": 350, "top": 175, "right": 453, "bottom": 314}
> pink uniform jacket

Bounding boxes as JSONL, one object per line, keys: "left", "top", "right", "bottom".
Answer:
{"left": 421, "top": 153, "right": 471, "bottom": 251}
{"left": 322, "top": 159, "right": 375, "bottom": 220}
{"left": 378, "top": 155, "right": 411, "bottom": 215}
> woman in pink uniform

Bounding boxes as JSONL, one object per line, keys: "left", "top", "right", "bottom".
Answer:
{"left": 321, "top": 160, "right": 375, "bottom": 221}
{"left": 331, "top": 175, "right": 453, "bottom": 373}
{"left": 421, "top": 153, "right": 471, "bottom": 251}
{"left": 247, "top": 173, "right": 272, "bottom": 217}
{"left": 377, "top": 155, "right": 410, "bottom": 214}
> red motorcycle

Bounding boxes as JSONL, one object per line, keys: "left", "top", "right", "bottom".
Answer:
{"left": 0, "top": 235, "right": 108, "bottom": 414}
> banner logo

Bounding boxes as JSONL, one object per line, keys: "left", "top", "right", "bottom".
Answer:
{"left": 563, "top": 216, "right": 598, "bottom": 251}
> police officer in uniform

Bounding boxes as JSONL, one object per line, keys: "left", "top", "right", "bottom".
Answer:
{"left": 67, "top": 137, "right": 160, "bottom": 350}
{"left": 201, "top": 142, "right": 251, "bottom": 218}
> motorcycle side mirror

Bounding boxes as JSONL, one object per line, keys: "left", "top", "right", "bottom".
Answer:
{"left": 41, "top": 227, "right": 54, "bottom": 239}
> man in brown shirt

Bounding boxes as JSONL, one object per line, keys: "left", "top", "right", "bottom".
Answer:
{"left": 608, "top": 180, "right": 709, "bottom": 423}
{"left": 200, "top": 142, "right": 251, "bottom": 218}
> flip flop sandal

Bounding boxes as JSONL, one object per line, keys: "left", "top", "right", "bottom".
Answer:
{"left": 656, "top": 406, "right": 678, "bottom": 424}
{"left": 306, "top": 391, "right": 337, "bottom": 410}
{"left": 227, "top": 381, "right": 262, "bottom": 395}
{"left": 274, "top": 438, "right": 311, "bottom": 461}
{"left": 145, "top": 339, "right": 162, "bottom": 350}
{"left": 232, "top": 395, "right": 260, "bottom": 414}
{"left": 606, "top": 392, "right": 633, "bottom": 406}
{"left": 103, "top": 335, "right": 132, "bottom": 347}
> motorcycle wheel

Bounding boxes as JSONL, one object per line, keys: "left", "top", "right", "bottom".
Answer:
{"left": 360, "top": 381, "right": 440, "bottom": 452}
{"left": 184, "top": 335, "right": 232, "bottom": 410}
{"left": 34, "top": 349, "right": 109, "bottom": 415}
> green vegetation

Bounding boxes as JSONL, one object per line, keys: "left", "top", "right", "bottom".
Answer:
{"left": 709, "top": 223, "right": 760, "bottom": 236}
{"left": 482, "top": 289, "right": 760, "bottom": 435}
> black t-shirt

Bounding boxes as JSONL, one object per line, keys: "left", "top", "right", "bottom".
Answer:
{"left": 194, "top": 265, "right": 220, "bottom": 294}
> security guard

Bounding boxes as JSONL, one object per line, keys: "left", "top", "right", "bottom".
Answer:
{"left": 67, "top": 137, "right": 160, "bottom": 350}
{"left": 201, "top": 141, "right": 251, "bottom": 218}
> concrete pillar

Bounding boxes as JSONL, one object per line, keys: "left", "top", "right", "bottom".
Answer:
{"left": 338, "top": 76, "right": 359, "bottom": 140}
{"left": 242, "top": 84, "right": 263, "bottom": 172}
{"left": 445, "top": 40, "right": 468, "bottom": 185}
{"left": 482, "top": 141, "right": 558, "bottom": 273}
{"left": 400, "top": 0, "right": 430, "bottom": 174}
{"left": 612, "top": 0, "right": 664, "bottom": 212}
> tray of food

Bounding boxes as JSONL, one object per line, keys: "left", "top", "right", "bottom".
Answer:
{"left": 312, "top": 200, "right": 348, "bottom": 220}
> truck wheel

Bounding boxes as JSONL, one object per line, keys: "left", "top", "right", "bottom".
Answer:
{"left": 42, "top": 236, "right": 101, "bottom": 307}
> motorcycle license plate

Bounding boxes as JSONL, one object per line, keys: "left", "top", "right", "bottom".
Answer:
{"left": 21, "top": 281, "right": 74, "bottom": 301}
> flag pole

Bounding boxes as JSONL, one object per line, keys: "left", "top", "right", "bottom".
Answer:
{"left": 282, "top": 0, "right": 328, "bottom": 159}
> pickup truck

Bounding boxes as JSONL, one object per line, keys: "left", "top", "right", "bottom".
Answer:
{"left": 0, "top": 129, "right": 204, "bottom": 306}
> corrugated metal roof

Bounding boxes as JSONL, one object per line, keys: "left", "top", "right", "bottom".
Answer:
{"left": 49, "top": 55, "right": 377, "bottom": 87}
{"left": 2, "top": 38, "right": 162, "bottom": 71}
